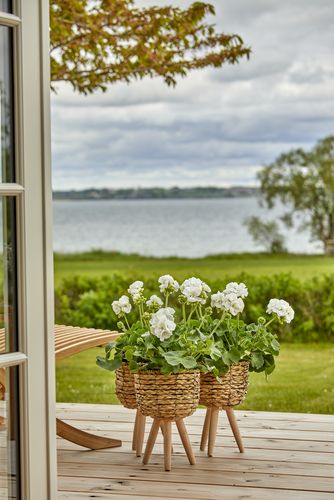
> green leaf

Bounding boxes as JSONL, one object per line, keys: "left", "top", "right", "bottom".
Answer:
{"left": 271, "top": 338, "right": 280, "bottom": 353}
{"left": 162, "top": 351, "right": 184, "bottom": 366}
{"left": 222, "top": 352, "right": 231, "bottom": 365}
{"left": 180, "top": 356, "right": 197, "bottom": 369}
{"left": 96, "top": 355, "right": 122, "bottom": 372}
{"left": 251, "top": 352, "right": 264, "bottom": 370}
{"left": 229, "top": 347, "right": 241, "bottom": 363}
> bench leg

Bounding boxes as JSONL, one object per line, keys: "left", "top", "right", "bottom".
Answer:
{"left": 56, "top": 418, "right": 122, "bottom": 450}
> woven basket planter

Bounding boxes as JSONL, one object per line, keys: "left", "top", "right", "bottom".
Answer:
{"left": 115, "top": 363, "right": 137, "bottom": 409}
{"left": 199, "top": 361, "right": 249, "bottom": 409}
{"left": 134, "top": 370, "right": 200, "bottom": 421}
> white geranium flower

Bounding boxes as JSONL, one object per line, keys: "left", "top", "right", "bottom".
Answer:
{"left": 150, "top": 307, "right": 176, "bottom": 341}
{"left": 180, "top": 277, "right": 211, "bottom": 305}
{"left": 211, "top": 291, "right": 244, "bottom": 316}
{"left": 211, "top": 291, "right": 227, "bottom": 311}
{"left": 224, "top": 282, "right": 248, "bottom": 298}
{"left": 158, "top": 274, "right": 179, "bottom": 294}
{"left": 128, "top": 280, "right": 144, "bottom": 301}
{"left": 146, "top": 294, "right": 163, "bottom": 309}
{"left": 267, "top": 299, "right": 295, "bottom": 323}
{"left": 141, "top": 331, "right": 151, "bottom": 338}
{"left": 112, "top": 295, "right": 132, "bottom": 316}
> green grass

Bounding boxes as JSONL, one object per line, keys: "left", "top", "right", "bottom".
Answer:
{"left": 54, "top": 251, "right": 334, "bottom": 285}
{"left": 56, "top": 343, "right": 334, "bottom": 414}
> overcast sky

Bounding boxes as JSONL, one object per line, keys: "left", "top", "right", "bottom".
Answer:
{"left": 51, "top": 0, "right": 334, "bottom": 190}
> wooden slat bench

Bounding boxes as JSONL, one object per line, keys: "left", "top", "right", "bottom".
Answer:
{"left": 1, "top": 324, "right": 122, "bottom": 450}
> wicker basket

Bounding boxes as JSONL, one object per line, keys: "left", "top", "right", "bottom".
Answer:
{"left": 115, "top": 363, "right": 137, "bottom": 409}
{"left": 134, "top": 370, "right": 200, "bottom": 421}
{"left": 199, "top": 361, "right": 249, "bottom": 409}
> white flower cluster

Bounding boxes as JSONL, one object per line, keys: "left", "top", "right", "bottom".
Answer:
{"left": 128, "top": 280, "right": 144, "bottom": 302}
{"left": 267, "top": 299, "right": 295, "bottom": 323}
{"left": 211, "top": 292, "right": 244, "bottom": 316}
{"left": 146, "top": 294, "right": 163, "bottom": 309}
{"left": 180, "top": 277, "right": 211, "bottom": 305}
{"left": 158, "top": 274, "right": 179, "bottom": 294}
{"left": 112, "top": 295, "right": 132, "bottom": 316}
{"left": 149, "top": 307, "right": 176, "bottom": 341}
{"left": 211, "top": 282, "right": 247, "bottom": 316}
{"left": 224, "top": 282, "right": 248, "bottom": 298}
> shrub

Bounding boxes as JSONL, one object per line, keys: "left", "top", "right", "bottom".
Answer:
{"left": 54, "top": 273, "right": 334, "bottom": 342}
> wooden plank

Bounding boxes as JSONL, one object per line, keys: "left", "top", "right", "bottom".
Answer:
{"left": 57, "top": 462, "right": 334, "bottom": 493}
{"left": 57, "top": 450, "right": 334, "bottom": 477}
{"left": 56, "top": 429, "right": 334, "bottom": 453}
{"left": 56, "top": 437, "right": 334, "bottom": 464}
{"left": 57, "top": 478, "right": 334, "bottom": 500}
{"left": 56, "top": 408, "right": 334, "bottom": 432}
{"left": 56, "top": 403, "right": 334, "bottom": 423}
{"left": 58, "top": 419, "right": 334, "bottom": 443}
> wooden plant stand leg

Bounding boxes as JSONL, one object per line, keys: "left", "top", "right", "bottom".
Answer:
{"left": 176, "top": 419, "right": 196, "bottom": 465}
{"left": 132, "top": 409, "right": 140, "bottom": 451}
{"left": 136, "top": 412, "right": 146, "bottom": 458}
{"left": 160, "top": 421, "right": 174, "bottom": 454}
{"left": 142, "top": 418, "right": 160, "bottom": 465}
{"left": 226, "top": 407, "right": 244, "bottom": 453}
{"left": 200, "top": 408, "right": 212, "bottom": 451}
{"left": 56, "top": 418, "right": 122, "bottom": 450}
{"left": 163, "top": 421, "right": 172, "bottom": 471}
{"left": 208, "top": 407, "right": 219, "bottom": 457}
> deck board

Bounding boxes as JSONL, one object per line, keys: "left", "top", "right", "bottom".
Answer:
{"left": 57, "top": 403, "right": 334, "bottom": 499}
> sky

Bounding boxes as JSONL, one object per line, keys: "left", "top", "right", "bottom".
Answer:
{"left": 51, "top": 0, "right": 334, "bottom": 190}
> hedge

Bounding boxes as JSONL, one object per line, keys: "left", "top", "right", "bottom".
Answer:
{"left": 54, "top": 273, "right": 334, "bottom": 342}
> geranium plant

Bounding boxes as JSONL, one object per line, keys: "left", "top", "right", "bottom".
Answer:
{"left": 96, "top": 276, "right": 294, "bottom": 376}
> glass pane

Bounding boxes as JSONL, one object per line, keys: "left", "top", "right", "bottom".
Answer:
{"left": 0, "top": 25, "right": 15, "bottom": 183}
{"left": 0, "top": 1, "right": 11, "bottom": 14}
{"left": 0, "top": 197, "right": 18, "bottom": 353}
{"left": 0, "top": 365, "right": 20, "bottom": 499}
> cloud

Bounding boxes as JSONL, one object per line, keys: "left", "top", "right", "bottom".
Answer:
{"left": 51, "top": 0, "right": 334, "bottom": 189}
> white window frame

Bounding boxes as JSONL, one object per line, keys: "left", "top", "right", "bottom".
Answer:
{"left": 0, "top": 1, "right": 56, "bottom": 498}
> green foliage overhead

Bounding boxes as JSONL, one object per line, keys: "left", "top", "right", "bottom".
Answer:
{"left": 50, "top": 0, "right": 251, "bottom": 94}
{"left": 258, "top": 136, "right": 334, "bottom": 254}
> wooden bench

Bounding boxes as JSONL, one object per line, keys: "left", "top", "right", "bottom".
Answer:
{"left": 1, "top": 324, "right": 122, "bottom": 450}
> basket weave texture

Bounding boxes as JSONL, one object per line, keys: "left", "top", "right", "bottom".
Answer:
{"left": 134, "top": 370, "right": 200, "bottom": 420}
{"left": 199, "top": 361, "right": 249, "bottom": 409}
{"left": 115, "top": 363, "right": 137, "bottom": 409}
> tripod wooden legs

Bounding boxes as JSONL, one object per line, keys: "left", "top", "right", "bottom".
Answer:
{"left": 143, "top": 417, "right": 195, "bottom": 471}
{"left": 200, "top": 407, "right": 244, "bottom": 456}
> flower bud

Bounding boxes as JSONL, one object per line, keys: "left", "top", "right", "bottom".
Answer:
{"left": 178, "top": 294, "right": 187, "bottom": 304}
{"left": 117, "top": 321, "right": 125, "bottom": 331}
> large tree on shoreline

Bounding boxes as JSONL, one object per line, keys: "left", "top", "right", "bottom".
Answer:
{"left": 258, "top": 136, "right": 334, "bottom": 255}
{"left": 50, "top": 0, "right": 250, "bottom": 94}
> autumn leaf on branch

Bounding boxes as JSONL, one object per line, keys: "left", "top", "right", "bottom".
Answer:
{"left": 50, "top": 0, "right": 251, "bottom": 94}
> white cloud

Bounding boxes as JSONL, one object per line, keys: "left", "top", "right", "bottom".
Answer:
{"left": 51, "top": 0, "right": 334, "bottom": 189}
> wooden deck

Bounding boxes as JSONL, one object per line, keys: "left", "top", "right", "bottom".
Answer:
{"left": 57, "top": 403, "right": 334, "bottom": 499}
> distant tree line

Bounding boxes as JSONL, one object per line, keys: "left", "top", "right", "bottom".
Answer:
{"left": 53, "top": 186, "right": 259, "bottom": 200}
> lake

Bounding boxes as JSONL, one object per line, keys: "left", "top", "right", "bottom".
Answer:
{"left": 53, "top": 198, "right": 321, "bottom": 257}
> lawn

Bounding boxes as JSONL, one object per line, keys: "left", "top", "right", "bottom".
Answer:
{"left": 54, "top": 251, "right": 334, "bottom": 285}
{"left": 56, "top": 343, "right": 334, "bottom": 414}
